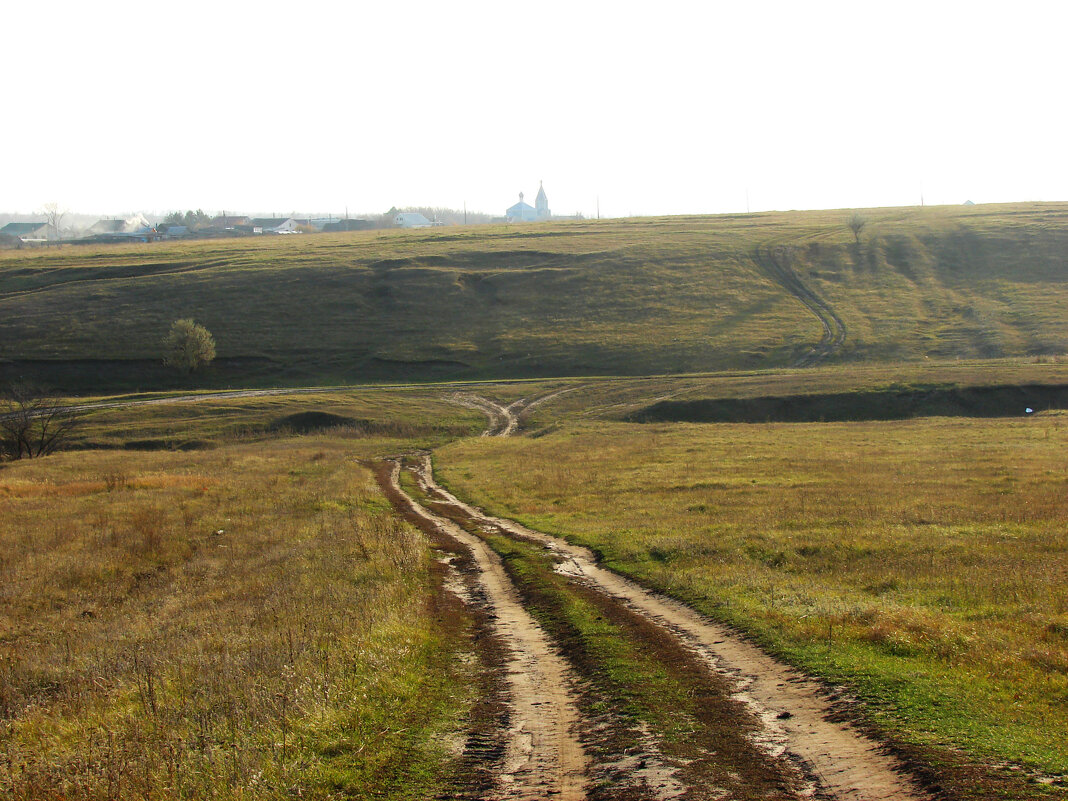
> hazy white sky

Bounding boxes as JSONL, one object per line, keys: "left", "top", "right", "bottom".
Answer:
{"left": 5, "top": 1, "right": 1067, "bottom": 218}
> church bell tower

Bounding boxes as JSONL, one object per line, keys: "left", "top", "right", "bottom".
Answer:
{"left": 535, "top": 181, "right": 550, "bottom": 220}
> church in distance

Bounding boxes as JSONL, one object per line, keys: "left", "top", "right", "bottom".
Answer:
{"left": 506, "top": 182, "right": 551, "bottom": 222}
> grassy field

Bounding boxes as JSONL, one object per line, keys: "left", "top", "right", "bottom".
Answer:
{"left": 518, "top": 361, "right": 1068, "bottom": 427}
{"left": 67, "top": 386, "right": 491, "bottom": 451}
{"left": 435, "top": 412, "right": 1068, "bottom": 793}
{"left": 3, "top": 202, "right": 1068, "bottom": 392}
{"left": 0, "top": 431, "right": 484, "bottom": 800}
{"left": 3, "top": 368, "right": 1067, "bottom": 797}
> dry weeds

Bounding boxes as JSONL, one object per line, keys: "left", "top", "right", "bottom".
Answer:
{"left": 0, "top": 438, "right": 468, "bottom": 799}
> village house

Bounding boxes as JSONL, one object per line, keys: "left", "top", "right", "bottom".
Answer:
{"left": 0, "top": 221, "right": 51, "bottom": 243}
{"left": 247, "top": 218, "right": 300, "bottom": 234}
{"left": 86, "top": 215, "right": 153, "bottom": 236}
{"left": 82, "top": 215, "right": 155, "bottom": 242}
{"left": 211, "top": 215, "right": 251, "bottom": 229}
{"left": 394, "top": 212, "right": 432, "bottom": 228}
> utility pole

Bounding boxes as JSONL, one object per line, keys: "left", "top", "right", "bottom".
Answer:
{"left": 464, "top": 200, "right": 467, "bottom": 225}
{"left": 596, "top": 196, "right": 600, "bottom": 220}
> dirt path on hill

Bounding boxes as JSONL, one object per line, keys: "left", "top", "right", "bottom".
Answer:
{"left": 447, "top": 388, "right": 576, "bottom": 436}
{"left": 448, "top": 393, "right": 516, "bottom": 436}
{"left": 414, "top": 391, "right": 929, "bottom": 800}
{"left": 753, "top": 244, "right": 847, "bottom": 367}
{"left": 31, "top": 380, "right": 563, "bottom": 421}
{"left": 378, "top": 460, "right": 589, "bottom": 800}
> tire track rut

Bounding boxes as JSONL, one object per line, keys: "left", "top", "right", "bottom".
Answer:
{"left": 448, "top": 388, "right": 576, "bottom": 437}
{"left": 414, "top": 392, "right": 929, "bottom": 801}
{"left": 377, "top": 459, "right": 589, "bottom": 800}
{"left": 753, "top": 244, "right": 846, "bottom": 367}
{"left": 415, "top": 454, "right": 927, "bottom": 801}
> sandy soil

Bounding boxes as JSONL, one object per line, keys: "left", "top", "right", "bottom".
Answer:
{"left": 382, "top": 460, "right": 589, "bottom": 800}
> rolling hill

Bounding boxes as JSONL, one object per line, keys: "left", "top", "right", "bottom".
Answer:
{"left": 2, "top": 202, "right": 1067, "bottom": 392}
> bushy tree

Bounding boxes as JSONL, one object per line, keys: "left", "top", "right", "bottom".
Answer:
{"left": 163, "top": 319, "right": 216, "bottom": 373}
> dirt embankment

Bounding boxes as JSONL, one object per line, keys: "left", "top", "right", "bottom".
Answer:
{"left": 629, "top": 383, "right": 1068, "bottom": 424}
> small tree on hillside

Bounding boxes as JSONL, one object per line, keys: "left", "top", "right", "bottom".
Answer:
{"left": 163, "top": 319, "right": 216, "bottom": 373}
{"left": 847, "top": 212, "right": 867, "bottom": 244}
{"left": 0, "top": 382, "right": 83, "bottom": 459}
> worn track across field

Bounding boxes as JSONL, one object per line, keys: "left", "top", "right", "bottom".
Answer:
{"left": 448, "top": 388, "right": 575, "bottom": 436}
{"left": 408, "top": 393, "right": 929, "bottom": 801}
{"left": 753, "top": 244, "right": 847, "bottom": 366}
{"left": 378, "top": 460, "right": 588, "bottom": 800}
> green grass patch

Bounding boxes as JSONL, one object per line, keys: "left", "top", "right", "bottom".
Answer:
{"left": 436, "top": 414, "right": 1068, "bottom": 793}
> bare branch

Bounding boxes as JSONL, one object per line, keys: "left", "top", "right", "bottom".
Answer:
{"left": 1, "top": 382, "right": 83, "bottom": 459}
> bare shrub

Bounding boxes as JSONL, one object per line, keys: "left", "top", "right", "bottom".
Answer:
{"left": 0, "top": 382, "right": 82, "bottom": 460}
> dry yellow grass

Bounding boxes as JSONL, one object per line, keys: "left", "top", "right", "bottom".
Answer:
{"left": 0, "top": 437, "right": 471, "bottom": 799}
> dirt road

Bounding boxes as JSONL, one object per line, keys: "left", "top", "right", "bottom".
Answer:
{"left": 43, "top": 379, "right": 556, "bottom": 420}
{"left": 392, "top": 392, "right": 929, "bottom": 800}
{"left": 415, "top": 454, "right": 926, "bottom": 801}
{"left": 379, "top": 460, "right": 589, "bottom": 800}
{"left": 447, "top": 388, "right": 575, "bottom": 436}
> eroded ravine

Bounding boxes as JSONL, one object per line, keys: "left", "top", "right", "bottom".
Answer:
{"left": 377, "top": 460, "right": 589, "bottom": 800}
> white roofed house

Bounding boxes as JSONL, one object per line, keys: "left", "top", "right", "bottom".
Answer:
{"left": 394, "top": 212, "right": 432, "bottom": 228}
{"left": 248, "top": 218, "right": 300, "bottom": 234}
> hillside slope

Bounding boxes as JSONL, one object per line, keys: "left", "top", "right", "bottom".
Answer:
{"left": 2, "top": 202, "right": 1067, "bottom": 391}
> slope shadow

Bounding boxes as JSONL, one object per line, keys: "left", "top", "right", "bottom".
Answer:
{"left": 629, "top": 383, "right": 1068, "bottom": 424}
